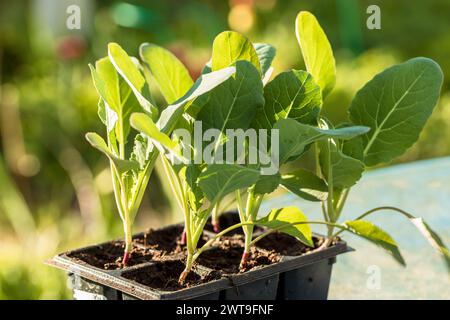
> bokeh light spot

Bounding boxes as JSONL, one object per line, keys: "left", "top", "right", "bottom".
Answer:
{"left": 228, "top": 4, "right": 255, "bottom": 33}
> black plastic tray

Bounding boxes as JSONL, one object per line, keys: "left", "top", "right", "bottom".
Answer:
{"left": 48, "top": 227, "right": 351, "bottom": 300}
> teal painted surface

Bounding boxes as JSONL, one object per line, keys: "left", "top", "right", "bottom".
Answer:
{"left": 261, "top": 157, "right": 450, "bottom": 299}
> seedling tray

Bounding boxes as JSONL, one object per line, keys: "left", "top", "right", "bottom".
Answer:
{"left": 47, "top": 224, "right": 352, "bottom": 300}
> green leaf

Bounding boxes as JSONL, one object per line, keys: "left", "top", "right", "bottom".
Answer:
{"left": 139, "top": 43, "right": 194, "bottom": 104}
{"left": 295, "top": 11, "right": 336, "bottom": 97}
{"left": 85, "top": 132, "right": 139, "bottom": 173}
{"left": 274, "top": 118, "right": 369, "bottom": 164}
{"left": 108, "top": 43, "right": 145, "bottom": 92}
{"left": 342, "top": 136, "right": 364, "bottom": 161}
{"left": 253, "top": 43, "right": 276, "bottom": 76}
{"left": 118, "top": 77, "right": 142, "bottom": 140}
{"left": 130, "top": 113, "right": 177, "bottom": 150}
{"left": 409, "top": 218, "right": 450, "bottom": 272}
{"left": 254, "top": 173, "right": 281, "bottom": 195}
{"left": 90, "top": 57, "right": 142, "bottom": 146}
{"left": 184, "top": 164, "right": 205, "bottom": 212}
{"left": 281, "top": 169, "right": 328, "bottom": 202}
{"left": 198, "top": 164, "right": 260, "bottom": 204}
{"left": 197, "top": 60, "right": 264, "bottom": 133}
{"left": 319, "top": 143, "right": 364, "bottom": 189}
{"left": 97, "top": 99, "right": 118, "bottom": 155}
{"left": 158, "top": 66, "right": 236, "bottom": 134}
{"left": 253, "top": 70, "right": 322, "bottom": 130}
{"left": 89, "top": 59, "right": 120, "bottom": 112}
{"left": 344, "top": 220, "right": 406, "bottom": 266}
{"left": 192, "top": 208, "right": 211, "bottom": 246}
{"left": 174, "top": 66, "right": 236, "bottom": 110}
{"left": 130, "top": 133, "right": 153, "bottom": 169}
{"left": 257, "top": 207, "right": 313, "bottom": 247}
{"left": 349, "top": 57, "right": 443, "bottom": 167}
{"left": 211, "top": 31, "right": 261, "bottom": 74}
{"left": 108, "top": 43, "right": 157, "bottom": 116}
{"left": 97, "top": 99, "right": 117, "bottom": 130}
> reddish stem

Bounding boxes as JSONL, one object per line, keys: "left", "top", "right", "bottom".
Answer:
{"left": 122, "top": 251, "right": 130, "bottom": 266}
{"left": 239, "top": 251, "right": 250, "bottom": 270}
{"left": 180, "top": 229, "right": 187, "bottom": 245}
{"left": 213, "top": 221, "right": 220, "bottom": 233}
{"left": 179, "top": 270, "right": 188, "bottom": 285}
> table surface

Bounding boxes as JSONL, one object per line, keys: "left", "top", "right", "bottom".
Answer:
{"left": 261, "top": 157, "right": 450, "bottom": 299}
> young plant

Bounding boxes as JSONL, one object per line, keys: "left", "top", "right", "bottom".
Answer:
{"left": 260, "top": 11, "right": 450, "bottom": 270}
{"left": 130, "top": 41, "right": 255, "bottom": 283}
{"left": 86, "top": 42, "right": 234, "bottom": 266}
{"left": 86, "top": 43, "right": 160, "bottom": 265}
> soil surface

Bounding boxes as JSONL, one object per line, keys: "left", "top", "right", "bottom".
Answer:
{"left": 68, "top": 226, "right": 210, "bottom": 270}
{"left": 255, "top": 232, "right": 324, "bottom": 256}
{"left": 122, "top": 260, "right": 219, "bottom": 291}
{"left": 134, "top": 225, "right": 184, "bottom": 252}
{"left": 197, "top": 234, "right": 281, "bottom": 274}
{"left": 134, "top": 225, "right": 208, "bottom": 256}
{"left": 67, "top": 241, "right": 156, "bottom": 270}
{"left": 204, "top": 211, "right": 266, "bottom": 235}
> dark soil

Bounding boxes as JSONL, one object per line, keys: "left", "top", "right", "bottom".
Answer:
{"left": 255, "top": 232, "right": 324, "bottom": 256}
{"left": 122, "top": 260, "right": 219, "bottom": 291}
{"left": 204, "top": 210, "right": 266, "bottom": 235}
{"left": 68, "top": 225, "right": 211, "bottom": 270}
{"left": 134, "top": 225, "right": 184, "bottom": 252}
{"left": 197, "top": 234, "right": 280, "bottom": 274}
{"left": 67, "top": 241, "right": 156, "bottom": 270}
{"left": 134, "top": 224, "right": 208, "bottom": 256}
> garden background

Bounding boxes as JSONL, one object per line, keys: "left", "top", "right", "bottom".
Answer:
{"left": 1, "top": 0, "right": 450, "bottom": 299}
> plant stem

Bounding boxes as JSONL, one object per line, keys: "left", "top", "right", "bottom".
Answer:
{"left": 117, "top": 114, "right": 125, "bottom": 159}
{"left": 243, "top": 188, "right": 256, "bottom": 232}
{"left": 332, "top": 206, "right": 414, "bottom": 238}
{"left": 250, "top": 221, "right": 348, "bottom": 246}
{"left": 241, "top": 229, "right": 253, "bottom": 269}
{"left": 123, "top": 218, "right": 132, "bottom": 265}
{"left": 183, "top": 194, "right": 193, "bottom": 253}
{"left": 180, "top": 200, "right": 195, "bottom": 284}
{"left": 321, "top": 201, "right": 329, "bottom": 223}
{"left": 181, "top": 221, "right": 257, "bottom": 284}
{"left": 314, "top": 142, "right": 322, "bottom": 178}
{"left": 323, "top": 139, "right": 336, "bottom": 246}
{"left": 335, "top": 188, "right": 350, "bottom": 219}
{"left": 180, "top": 229, "right": 187, "bottom": 245}
{"left": 220, "top": 195, "right": 237, "bottom": 213}
{"left": 179, "top": 250, "right": 193, "bottom": 285}
{"left": 240, "top": 190, "right": 263, "bottom": 268}
{"left": 193, "top": 221, "right": 255, "bottom": 261}
{"left": 211, "top": 199, "right": 221, "bottom": 233}
{"left": 160, "top": 156, "right": 184, "bottom": 212}
{"left": 117, "top": 176, "right": 132, "bottom": 265}
{"left": 242, "top": 191, "right": 255, "bottom": 267}
{"left": 357, "top": 206, "right": 414, "bottom": 220}
{"left": 326, "top": 139, "right": 335, "bottom": 223}
{"left": 160, "top": 155, "right": 188, "bottom": 245}
{"left": 236, "top": 190, "right": 245, "bottom": 221}
{"left": 128, "top": 151, "right": 158, "bottom": 221}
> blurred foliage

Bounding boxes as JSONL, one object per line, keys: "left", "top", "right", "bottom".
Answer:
{"left": 0, "top": 0, "right": 449, "bottom": 299}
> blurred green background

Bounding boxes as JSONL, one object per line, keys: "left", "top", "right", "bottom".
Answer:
{"left": 1, "top": 0, "right": 450, "bottom": 299}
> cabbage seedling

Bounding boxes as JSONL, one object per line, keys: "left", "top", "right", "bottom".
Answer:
{"left": 86, "top": 43, "right": 160, "bottom": 265}
{"left": 257, "top": 11, "right": 450, "bottom": 270}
